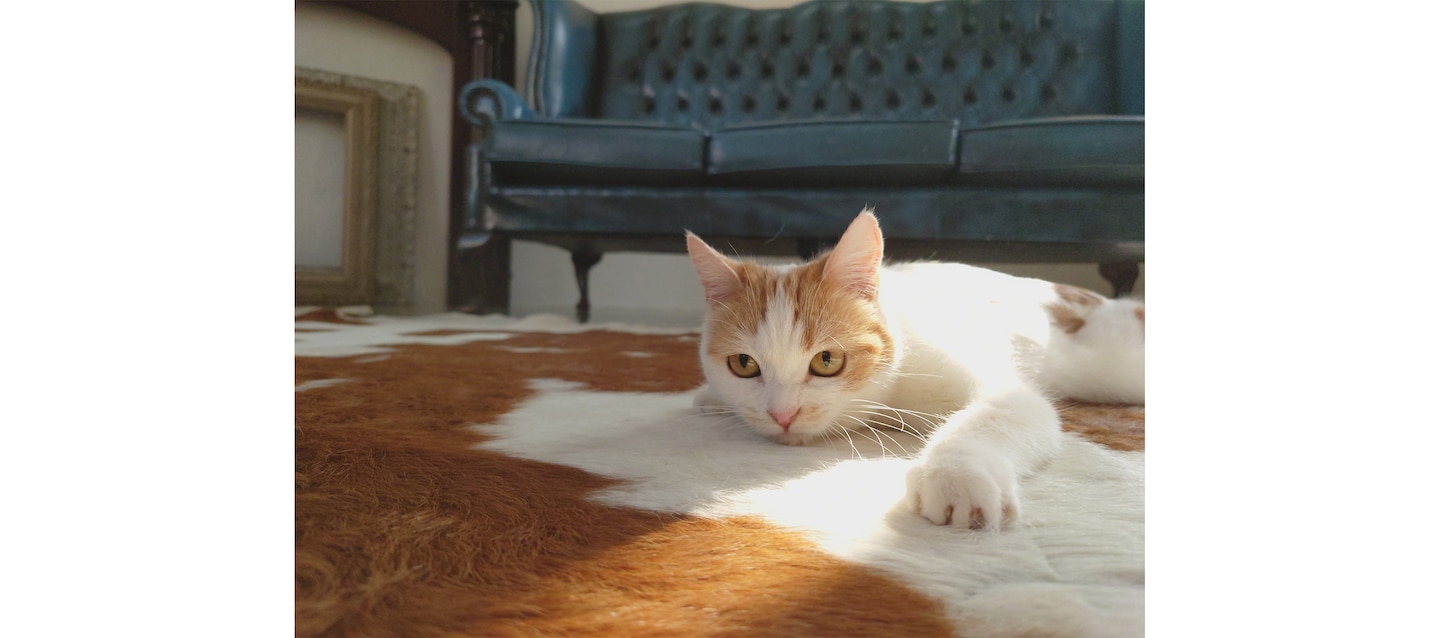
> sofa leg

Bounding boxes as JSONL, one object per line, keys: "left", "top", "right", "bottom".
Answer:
{"left": 1099, "top": 262, "right": 1140, "bottom": 298}
{"left": 571, "top": 249, "right": 603, "bottom": 323}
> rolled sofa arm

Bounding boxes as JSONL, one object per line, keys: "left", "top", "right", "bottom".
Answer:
{"left": 458, "top": 79, "right": 534, "bottom": 133}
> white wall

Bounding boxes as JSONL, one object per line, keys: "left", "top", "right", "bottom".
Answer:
{"left": 295, "top": 3, "right": 454, "bottom": 315}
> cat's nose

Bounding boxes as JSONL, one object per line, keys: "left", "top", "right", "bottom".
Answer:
{"left": 769, "top": 408, "right": 799, "bottom": 431}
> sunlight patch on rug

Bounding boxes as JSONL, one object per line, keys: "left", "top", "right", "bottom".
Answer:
{"left": 479, "top": 378, "right": 1144, "bottom": 633}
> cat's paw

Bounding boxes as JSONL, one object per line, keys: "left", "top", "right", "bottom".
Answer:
{"left": 904, "top": 453, "right": 1020, "bottom": 530}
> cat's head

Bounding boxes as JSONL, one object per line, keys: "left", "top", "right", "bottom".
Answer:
{"left": 686, "top": 211, "right": 900, "bottom": 445}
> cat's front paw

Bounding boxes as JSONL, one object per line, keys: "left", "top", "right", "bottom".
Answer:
{"left": 905, "top": 453, "right": 1020, "bottom": 530}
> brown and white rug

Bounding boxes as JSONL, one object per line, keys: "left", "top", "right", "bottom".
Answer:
{"left": 295, "top": 309, "right": 1144, "bottom": 637}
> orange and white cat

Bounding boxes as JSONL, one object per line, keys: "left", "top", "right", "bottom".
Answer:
{"left": 686, "top": 210, "right": 1144, "bottom": 529}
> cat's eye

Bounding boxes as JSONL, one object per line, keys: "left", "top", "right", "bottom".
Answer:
{"left": 727, "top": 353, "right": 761, "bottom": 378}
{"left": 808, "top": 350, "right": 845, "bottom": 377}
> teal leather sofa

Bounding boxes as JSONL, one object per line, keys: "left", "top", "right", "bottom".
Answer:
{"left": 460, "top": 0, "right": 1143, "bottom": 321}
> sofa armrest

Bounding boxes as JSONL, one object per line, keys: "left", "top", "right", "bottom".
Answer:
{"left": 526, "top": 0, "right": 599, "bottom": 118}
{"left": 459, "top": 79, "right": 534, "bottom": 133}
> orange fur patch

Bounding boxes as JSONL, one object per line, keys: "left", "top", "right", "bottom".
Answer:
{"left": 1058, "top": 401, "right": 1146, "bottom": 452}
{"left": 1045, "top": 284, "right": 1106, "bottom": 334}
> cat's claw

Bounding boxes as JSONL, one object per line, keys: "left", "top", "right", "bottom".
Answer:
{"left": 905, "top": 456, "right": 1020, "bottom": 530}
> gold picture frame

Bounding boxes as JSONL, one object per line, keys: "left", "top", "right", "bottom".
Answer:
{"left": 295, "top": 77, "right": 379, "bottom": 306}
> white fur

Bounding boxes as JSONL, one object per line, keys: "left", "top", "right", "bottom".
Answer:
{"left": 690, "top": 213, "right": 1145, "bottom": 529}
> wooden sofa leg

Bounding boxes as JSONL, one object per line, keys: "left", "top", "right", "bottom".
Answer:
{"left": 571, "top": 249, "right": 603, "bottom": 323}
{"left": 1099, "top": 262, "right": 1140, "bottom": 298}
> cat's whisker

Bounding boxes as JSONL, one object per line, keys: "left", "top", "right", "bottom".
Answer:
{"left": 841, "top": 416, "right": 903, "bottom": 459}
{"left": 840, "top": 414, "right": 908, "bottom": 459}
{"left": 831, "top": 418, "right": 867, "bottom": 460}
{"left": 879, "top": 371, "right": 945, "bottom": 380}
{"left": 847, "top": 416, "right": 909, "bottom": 457}
{"left": 858, "top": 423, "right": 904, "bottom": 457}
{"left": 845, "top": 399, "right": 945, "bottom": 434}
{"left": 848, "top": 410, "right": 928, "bottom": 437}
{"left": 848, "top": 398, "right": 948, "bottom": 424}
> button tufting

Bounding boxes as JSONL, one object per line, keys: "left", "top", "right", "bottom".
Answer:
{"left": 1061, "top": 42, "right": 1081, "bottom": 64}
{"left": 594, "top": 0, "right": 1123, "bottom": 126}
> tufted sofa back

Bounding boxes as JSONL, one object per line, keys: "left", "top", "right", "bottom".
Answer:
{"left": 542, "top": 0, "right": 1142, "bottom": 131}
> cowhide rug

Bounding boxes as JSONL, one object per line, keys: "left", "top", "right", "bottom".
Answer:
{"left": 295, "top": 308, "right": 1144, "bottom": 637}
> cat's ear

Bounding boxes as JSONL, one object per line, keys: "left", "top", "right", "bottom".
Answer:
{"left": 822, "top": 209, "right": 884, "bottom": 299}
{"left": 686, "top": 232, "right": 742, "bottom": 304}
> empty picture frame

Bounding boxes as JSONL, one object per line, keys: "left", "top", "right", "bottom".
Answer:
{"left": 295, "top": 75, "right": 379, "bottom": 306}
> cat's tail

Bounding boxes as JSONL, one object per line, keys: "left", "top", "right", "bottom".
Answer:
{"left": 1036, "top": 285, "right": 1145, "bottom": 405}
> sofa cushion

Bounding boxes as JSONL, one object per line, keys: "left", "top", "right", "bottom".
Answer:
{"left": 486, "top": 119, "right": 707, "bottom": 184}
{"left": 707, "top": 119, "right": 959, "bottom": 186}
{"left": 958, "top": 115, "right": 1143, "bottom": 185}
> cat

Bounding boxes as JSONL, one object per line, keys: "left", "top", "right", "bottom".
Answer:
{"left": 686, "top": 209, "right": 1144, "bottom": 529}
